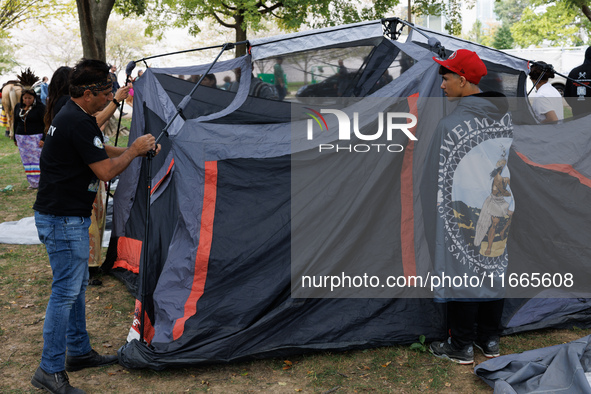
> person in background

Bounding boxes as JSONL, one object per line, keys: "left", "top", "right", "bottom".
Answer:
{"left": 44, "top": 66, "right": 73, "bottom": 136}
{"left": 222, "top": 75, "right": 232, "bottom": 90}
{"left": 109, "top": 65, "right": 120, "bottom": 95}
{"left": 39, "top": 76, "right": 49, "bottom": 105}
{"left": 528, "top": 62, "right": 564, "bottom": 123}
{"left": 274, "top": 57, "right": 286, "bottom": 100}
{"left": 31, "top": 58, "right": 159, "bottom": 394}
{"left": 201, "top": 73, "right": 217, "bottom": 88}
{"left": 44, "top": 66, "right": 130, "bottom": 133}
{"left": 336, "top": 59, "right": 349, "bottom": 97}
{"left": 13, "top": 82, "right": 46, "bottom": 189}
{"left": 564, "top": 46, "right": 591, "bottom": 117}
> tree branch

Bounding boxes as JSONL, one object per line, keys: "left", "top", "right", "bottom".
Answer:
{"left": 220, "top": 1, "right": 237, "bottom": 11}
{"left": 257, "top": 0, "right": 284, "bottom": 15}
{"left": 211, "top": 11, "right": 237, "bottom": 28}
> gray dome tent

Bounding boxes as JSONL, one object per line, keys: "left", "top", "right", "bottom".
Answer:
{"left": 103, "top": 18, "right": 591, "bottom": 369}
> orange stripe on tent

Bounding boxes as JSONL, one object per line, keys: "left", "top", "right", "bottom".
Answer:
{"left": 113, "top": 236, "right": 143, "bottom": 274}
{"left": 516, "top": 151, "right": 591, "bottom": 188}
{"left": 400, "top": 93, "right": 419, "bottom": 277}
{"left": 172, "top": 161, "right": 218, "bottom": 341}
{"left": 151, "top": 158, "right": 175, "bottom": 196}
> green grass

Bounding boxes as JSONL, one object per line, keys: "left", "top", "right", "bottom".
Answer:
{"left": 0, "top": 136, "right": 29, "bottom": 191}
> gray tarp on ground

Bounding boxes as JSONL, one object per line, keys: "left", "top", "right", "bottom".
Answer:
{"left": 475, "top": 335, "right": 591, "bottom": 393}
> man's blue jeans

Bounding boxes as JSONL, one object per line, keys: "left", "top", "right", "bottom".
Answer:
{"left": 35, "top": 212, "right": 93, "bottom": 374}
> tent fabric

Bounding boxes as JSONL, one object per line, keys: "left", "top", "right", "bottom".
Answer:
{"left": 103, "top": 19, "right": 591, "bottom": 369}
{"left": 474, "top": 335, "right": 591, "bottom": 393}
{"left": 407, "top": 24, "right": 530, "bottom": 74}
{"left": 503, "top": 298, "right": 591, "bottom": 334}
{"left": 249, "top": 20, "right": 384, "bottom": 60}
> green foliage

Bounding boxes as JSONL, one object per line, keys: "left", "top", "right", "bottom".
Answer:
{"left": 443, "top": 0, "right": 463, "bottom": 36}
{"left": 492, "top": 24, "right": 514, "bottom": 49}
{"left": 464, "top": 19, "right": 499, "bottom": 47}
{"left": 413, "top": 0, "right": 474, "bottom": 36}
{"left": 0, "top": 35, "right": 18, "bottom": 75}
{"left": 115, "top": 0, "right": 401, "bottom": 48}
{"left": 565, "top": 0, "right": 591, "bottom": 23}
{"left": 511, "top": 1, "right": 590, "bottom": 47}
{"left": 106, "top": 16, "right": 156, "bottom": 71}
{"left": 466, "top": 19, "right": 484, "bottom": 44}
{"left": 410, "top": 335, "right": 427, "bottom": 352}
{"left": 0, "top": 0, "right": 74, "bottom": 31}
{"left": 494, "top": 0, "right": 530, "bottom": 25}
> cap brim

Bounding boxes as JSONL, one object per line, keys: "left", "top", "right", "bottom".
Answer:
{"left": 432, "top": 56, "right": 446, "bottom": 67}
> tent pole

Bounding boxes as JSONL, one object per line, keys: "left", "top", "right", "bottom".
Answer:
{"left": 139, "top": 149, "right": 153, "bottom": 344}
{"left": 137, "top": 41, "right": 241, "bottom": 344}
{"left": 153, "top": 41, "right": 239, "bottom": 146}
{"left": 135, "top": 41, "right": 249, "bottom": 64}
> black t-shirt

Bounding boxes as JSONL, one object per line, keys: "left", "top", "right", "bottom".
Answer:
{"left": 564, "top": 62, "right": 591, "bottom": 117}
{"left": 33, "top": 100, "right": 109, "bottom": 217}
{"left": 52, "top": 95, "right": 71, "bottom": 119}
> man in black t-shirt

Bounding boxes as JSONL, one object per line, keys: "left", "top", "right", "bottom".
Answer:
{"left": 31, "top": 59, "right": 159, "bottom": 394}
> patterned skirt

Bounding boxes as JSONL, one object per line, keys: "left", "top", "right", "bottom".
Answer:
{"left": 0, "top": 107, "right": 8, "bottom": 128}
{"left": 15, "top": 133, "right": 43, "bottom": 188}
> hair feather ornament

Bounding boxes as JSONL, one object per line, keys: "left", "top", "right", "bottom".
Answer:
{"left": 17, "top": 68, "right": 40, "bottom": 90}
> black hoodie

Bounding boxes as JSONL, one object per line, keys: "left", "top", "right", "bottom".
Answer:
{"left": 565, "top": 46, "right": 591, "bottom": 117}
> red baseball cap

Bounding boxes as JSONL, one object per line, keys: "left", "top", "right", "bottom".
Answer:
{"left": 433, "top": 49, "right": 487, "bottom": 85}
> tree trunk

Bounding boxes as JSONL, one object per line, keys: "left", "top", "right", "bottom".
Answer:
{"left": 234, "top": 13, "right": 247, "bottom": 58}
{"left": 583, "top": 5, "right": 591, "bottom": 23}
{"left": 76, "top": 0, "right": 115, "bottom": 61}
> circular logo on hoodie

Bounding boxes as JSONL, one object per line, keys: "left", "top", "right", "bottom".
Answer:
{"left": 437, "top": 114, "right": 513, "bottom": 274}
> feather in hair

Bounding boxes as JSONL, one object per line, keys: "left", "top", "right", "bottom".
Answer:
{"left": 17, "top": 68, "right": 40, "bottom": 90}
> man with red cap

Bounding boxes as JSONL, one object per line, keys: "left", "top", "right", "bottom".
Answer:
{"left": 422, "top": 49, "right": 514, "bottom": 364}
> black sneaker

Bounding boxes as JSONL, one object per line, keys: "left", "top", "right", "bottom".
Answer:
{"left": 65, "top": 349, "right": 118, "bottom": 372}
{"left": 31, "top": 367, "right": 85, "bottom": 393}
{"left": 429, "top": 338, "right": 474, "bottom": 364}
{"left": 474, "top": 338, "right": 500, "bottom": 358}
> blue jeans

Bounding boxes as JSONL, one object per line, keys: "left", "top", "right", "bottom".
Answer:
{"left": 35, "top": 212, "right": 93, "bottom": 373}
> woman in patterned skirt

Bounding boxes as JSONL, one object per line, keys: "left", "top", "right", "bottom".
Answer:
{"left": 13, "top": 88, "right": 46, "bottom": 189}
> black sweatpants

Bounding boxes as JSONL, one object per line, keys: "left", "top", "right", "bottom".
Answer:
{"left": 447, "top": 299, "right": 504, "bottom": 348}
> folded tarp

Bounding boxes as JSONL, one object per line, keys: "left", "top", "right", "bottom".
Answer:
{"left": 0, "top": 217, "right": 40, "bottom": 244}
{"left": 475, "top": 335, "right": 591, "bottom": 393}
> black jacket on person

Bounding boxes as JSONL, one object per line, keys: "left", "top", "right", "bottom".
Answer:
{"left": 564, "top": 47, "right": 591, "bottom": 117}
{"left": 13, "top": 101, "right": 46, "bottom": 136}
